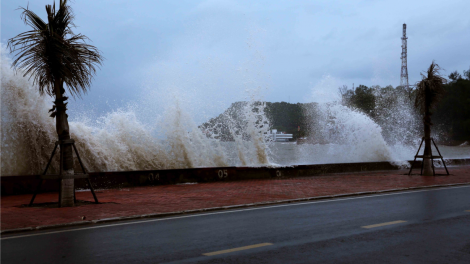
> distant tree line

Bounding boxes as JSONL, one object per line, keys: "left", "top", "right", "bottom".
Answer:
{"left": 264, "top": 102, "right": 308, "bottom": 139}
{"left": 434, "top": 68, "right": 470, "bottom": 142}
{"left": 199, "top": 101, "right": 308, "bottom": 141}
{"left": 201, "top": 66, "right": 470, "bottom": 144}
{"left": 339, "top": 66, "right": 470, "bottom": 143}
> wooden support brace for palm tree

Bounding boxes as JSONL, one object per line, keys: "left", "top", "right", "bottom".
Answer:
{"left": 408, "top": 137, "right": 449, "bottom": 176}
{"left": 29, "top": 139, "right": 99, "bottom": 207}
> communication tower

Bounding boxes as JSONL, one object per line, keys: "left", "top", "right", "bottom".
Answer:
{"left": 400, "top": 23, "right": 409, "bottom": 88}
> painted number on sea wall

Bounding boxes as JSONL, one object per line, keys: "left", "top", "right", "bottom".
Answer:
{"left": 148, "top": 173, "right": 160, "bottom": 183}
{"left": 218, "top": 169, "right": 228, "bottom": 179}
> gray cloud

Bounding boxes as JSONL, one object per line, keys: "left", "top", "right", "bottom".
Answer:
{"left": 2, "top": 0, "right": 469, "bottom": 120}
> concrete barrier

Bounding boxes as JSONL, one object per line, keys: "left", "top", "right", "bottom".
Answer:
{"left": 2, "top": 159, "right": 469, "bottom": 196}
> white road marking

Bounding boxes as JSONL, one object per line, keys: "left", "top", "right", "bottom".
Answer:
{"left": 362, "top": 220, "right": 407, "bottom": 229}
{"left": 203, "top": 243, "right": 273, "bottom": 256}
{"left": 2, "top": 185, "right": 469, "bottom": 240}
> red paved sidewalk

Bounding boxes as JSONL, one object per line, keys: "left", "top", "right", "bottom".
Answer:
{"left": 2, "top": 166, "right": 470, "bottom": 231}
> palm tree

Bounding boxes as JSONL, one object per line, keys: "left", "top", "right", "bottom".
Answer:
{"left": 8, "top": 0, "right": 103, "bottom": 206}
{"left": 414, "top": 62, "right": 446, "bottom": 176}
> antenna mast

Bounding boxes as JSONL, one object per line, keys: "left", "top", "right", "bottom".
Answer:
{"left": 400, "top": 23, "right": 409, "bottom": 89}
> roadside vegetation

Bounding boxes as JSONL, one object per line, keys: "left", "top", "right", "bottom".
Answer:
{"left": 7, "top": 0, "right": 103, "bottom": 206}
{"left": 413, "top": 62, "right": 447, "bottom": 175}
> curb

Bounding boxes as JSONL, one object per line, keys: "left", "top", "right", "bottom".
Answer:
{"left": 2, "top": 182, "right": 470, "bottom": 235}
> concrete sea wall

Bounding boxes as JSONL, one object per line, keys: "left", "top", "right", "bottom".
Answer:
{"left": 2, "top": 159, "right": 469, "bottom": 196}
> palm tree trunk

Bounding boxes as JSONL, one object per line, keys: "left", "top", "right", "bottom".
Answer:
{"left": 422, "top": 86, "right": 433, "bottom": 176}
{"left": 54, "top": 79, "right": 75, "bottom": 207}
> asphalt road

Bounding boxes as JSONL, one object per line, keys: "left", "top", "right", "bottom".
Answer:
{"left": 2, "top": 185, "right": 470, "bottom": 264}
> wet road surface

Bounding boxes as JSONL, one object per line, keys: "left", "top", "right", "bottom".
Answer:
{"left": 2, "top": 185, "right": 470, "bottom": 263}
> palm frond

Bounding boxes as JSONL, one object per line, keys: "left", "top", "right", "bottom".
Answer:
{"left": 21, "top": 8, "right": 47, "bottom": 31}
{"left": 414, "top": 61, "right": 447, "bottom": 114}
{"left": 7, "top": 0, "right": 103, "bottom": 98}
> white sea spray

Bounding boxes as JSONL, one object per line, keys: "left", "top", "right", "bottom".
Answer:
{"left": 1, "top": 48, "right": 272, "bottom": 175}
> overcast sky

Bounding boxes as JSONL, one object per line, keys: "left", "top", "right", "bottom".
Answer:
{"left": 2, "top": 0, "right": 470, "bottom": 121}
